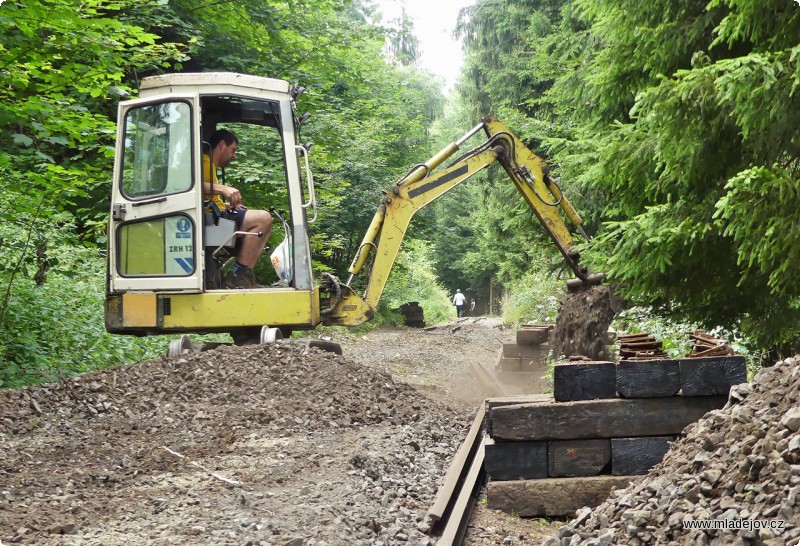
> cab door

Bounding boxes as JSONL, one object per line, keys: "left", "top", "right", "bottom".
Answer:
{"left": 108, "top": 95, "right": 204, "bottom": 293}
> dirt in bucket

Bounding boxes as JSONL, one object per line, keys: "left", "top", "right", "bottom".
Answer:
{"left": 550, "top": 284, "right": 621, "bottom": 361}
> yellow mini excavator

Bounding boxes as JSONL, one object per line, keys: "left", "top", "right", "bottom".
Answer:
{"left": 104, "top": 72, "right": 602, "bottom": 354}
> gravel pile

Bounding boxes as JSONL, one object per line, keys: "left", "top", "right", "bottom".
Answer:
{"left": 1, "top": 343, "right": 445, "bottom": 434}
{"left": 547, "top": 356, "right": 800, "bottom": 546}
{"left": 0, "top": 342, "right": 468, "bottom": 545}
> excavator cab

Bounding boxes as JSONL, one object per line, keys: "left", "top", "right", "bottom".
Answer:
{"left": 105, "top": 73, "right": 322, "bottom": 343}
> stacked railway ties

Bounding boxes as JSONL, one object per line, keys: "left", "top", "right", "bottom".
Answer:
{"left": 424, "top": 327, "right": 746, "bottom": 545}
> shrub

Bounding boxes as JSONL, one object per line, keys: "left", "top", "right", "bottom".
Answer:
{"left": 378, "top": 238, "right": 454, "bottom": 325}
{"left": 501, "top": 268, "right": 565, "bottom": 326}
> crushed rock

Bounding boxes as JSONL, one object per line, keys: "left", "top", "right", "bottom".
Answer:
{"left": 0, "top": 342, "right": 469, "bottom": 545}
{"left": 547, "top": 356, "right": 800, "bottom": 546}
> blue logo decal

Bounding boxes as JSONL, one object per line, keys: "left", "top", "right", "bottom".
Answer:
{"left": 174, "top": 258, "right": 194, "bottom": 273}
{"left": 175, "top": 217, "right": 192, "bottom": 238}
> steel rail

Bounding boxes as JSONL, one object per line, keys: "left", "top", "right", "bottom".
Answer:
{"left": 436, "top": 437, "right": 485, "bottom": 545}
{"left": 426, "top": 404, "right": 486, "bottom": 543}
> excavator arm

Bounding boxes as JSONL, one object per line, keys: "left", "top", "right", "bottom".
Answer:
{"left": 321, "top": 116, "right": 602, "bottom": 326}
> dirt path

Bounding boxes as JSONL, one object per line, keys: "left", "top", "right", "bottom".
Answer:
{"left": 343, "top": 318, "right": 508, "bottom": 411}
{"left": 0, "top": 319, "right": 558, "bottom": 545}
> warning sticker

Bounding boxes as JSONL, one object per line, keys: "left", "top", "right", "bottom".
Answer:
{"left": 165, "top": 216, "right": 194, "bottom": 275}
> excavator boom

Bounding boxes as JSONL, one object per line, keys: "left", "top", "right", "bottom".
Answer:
{"left": 322, "top": 116, "right": 602, "bottom": 326}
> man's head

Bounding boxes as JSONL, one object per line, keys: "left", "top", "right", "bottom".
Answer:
{"left": 209, "top": 129, "right": 239, "bottom": 168}
{"left": 456, "top": 289, "right": 461, "bottom": 293}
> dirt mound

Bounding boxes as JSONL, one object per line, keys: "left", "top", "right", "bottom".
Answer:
{"left": 548, "top": 357, "right": 800, "bottom": 545}
{"left": 550, "top": 285, "right": 618, "bottom": 360}
{"left": 0, "top": 342, "right": 468, "bottom": 545}
{"left": 1, "top": 343, "right": 434, "bottom": 436}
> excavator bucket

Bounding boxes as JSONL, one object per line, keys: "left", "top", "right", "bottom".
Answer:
{"left": 565, "top": 272, "right": 606, "bottom": 293}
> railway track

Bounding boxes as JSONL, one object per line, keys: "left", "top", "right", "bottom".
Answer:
{"left": 425, "top": 405, "right": 486, "bottom": 545}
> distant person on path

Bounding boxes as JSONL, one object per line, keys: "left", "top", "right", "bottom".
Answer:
{"left": 453, "top": 289, "right": 467, "bottom": 318}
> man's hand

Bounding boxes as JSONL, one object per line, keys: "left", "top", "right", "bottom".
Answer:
{"left": 220, "top": 185, "right": 243, "bottom": 208}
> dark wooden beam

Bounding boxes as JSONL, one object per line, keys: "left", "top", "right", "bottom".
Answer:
{"left": 488, "top": 396, "right": 727, "bottom": 441}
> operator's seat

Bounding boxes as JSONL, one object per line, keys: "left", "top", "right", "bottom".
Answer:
{"left": 202, "top": 203, "right": 236, "bottom": 290}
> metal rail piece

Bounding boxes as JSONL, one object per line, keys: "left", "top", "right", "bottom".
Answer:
{"left": 426, "top": 404, "right": 486, "bottom": 542}
{"left": 437, "top": 439, "right": 485, "bottom": 545}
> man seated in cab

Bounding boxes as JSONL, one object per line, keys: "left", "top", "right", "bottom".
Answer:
{"left": 203, "top": 128, "right": 272, "bottom": 289}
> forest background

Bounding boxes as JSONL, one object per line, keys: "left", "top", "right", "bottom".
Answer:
{"left": 1, "top": 0, "right": 799, "bottom": 386}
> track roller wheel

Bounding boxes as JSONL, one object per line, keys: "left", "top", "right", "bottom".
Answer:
{"left": 259, "top": 326, "right": 284, "bottom": 344}
{"left": 167, "top": 334, "right": 193, "bottom": 357}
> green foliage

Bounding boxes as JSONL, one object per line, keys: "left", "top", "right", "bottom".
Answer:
{"left": 612, "top": 306, "right": 700, "bottom": 359}
{"left": 9, "top": 0, "right": 799, "bottom": 387}
{"left": 0, "top": 0, "right": 185, "bottom": 343}
{"left": 307, "top": 59, "right": 446, "bottom": 275}
{"left": 427, "top": 96, "right": 484, "bottom": 296}
{"left": 442, "top": 2, "right": 601, "bottom": 313}
{"left": 715, "top": 166, "right": 800, "bottom": 296}
{"left": 0, "top": 0, "right": 186, "bottom": 229}
{"left": 427, "top": 93, "right": 573, "bottom": 312}
{"left": 0, "top": 0, "right": 453, "bottom": 386}
{"left": 564, "top": 0, "right": 800, "bottom": 349}
{"left": 501, "top": 267, "right": 565, "bottom": 326}
{"left": 0, "top": 0, "right": 189, "bottom": 387}
{"left": 0, "top": 224, "right": 166, "bottom": 387}
{"left": 384, "top": 7, "right": 422, "bottom": 66}
{"left": 611, "top": 306, "right": 762, "bottom": 380}
{"left": 457, "top": 0, "right": 800, "bottom": 353}
{"left": 0, "top": 272, "right": 164, "bottom": 388}
{"left": 378, "top": 239, "right": 454, "bottom": 325}
{"left": 459, "top": 0, "right": 563, "bottom": 112}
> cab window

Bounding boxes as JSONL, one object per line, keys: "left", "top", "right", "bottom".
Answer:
{"left": 117, "top": 215, "right": 195, "bottom": 276}
{"left": 121, "top": 101, "right": 193, "bottom": 199}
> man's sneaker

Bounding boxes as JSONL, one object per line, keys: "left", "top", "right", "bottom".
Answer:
{"left": 224, "top": 269, "right": 264, "bottom": 289}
